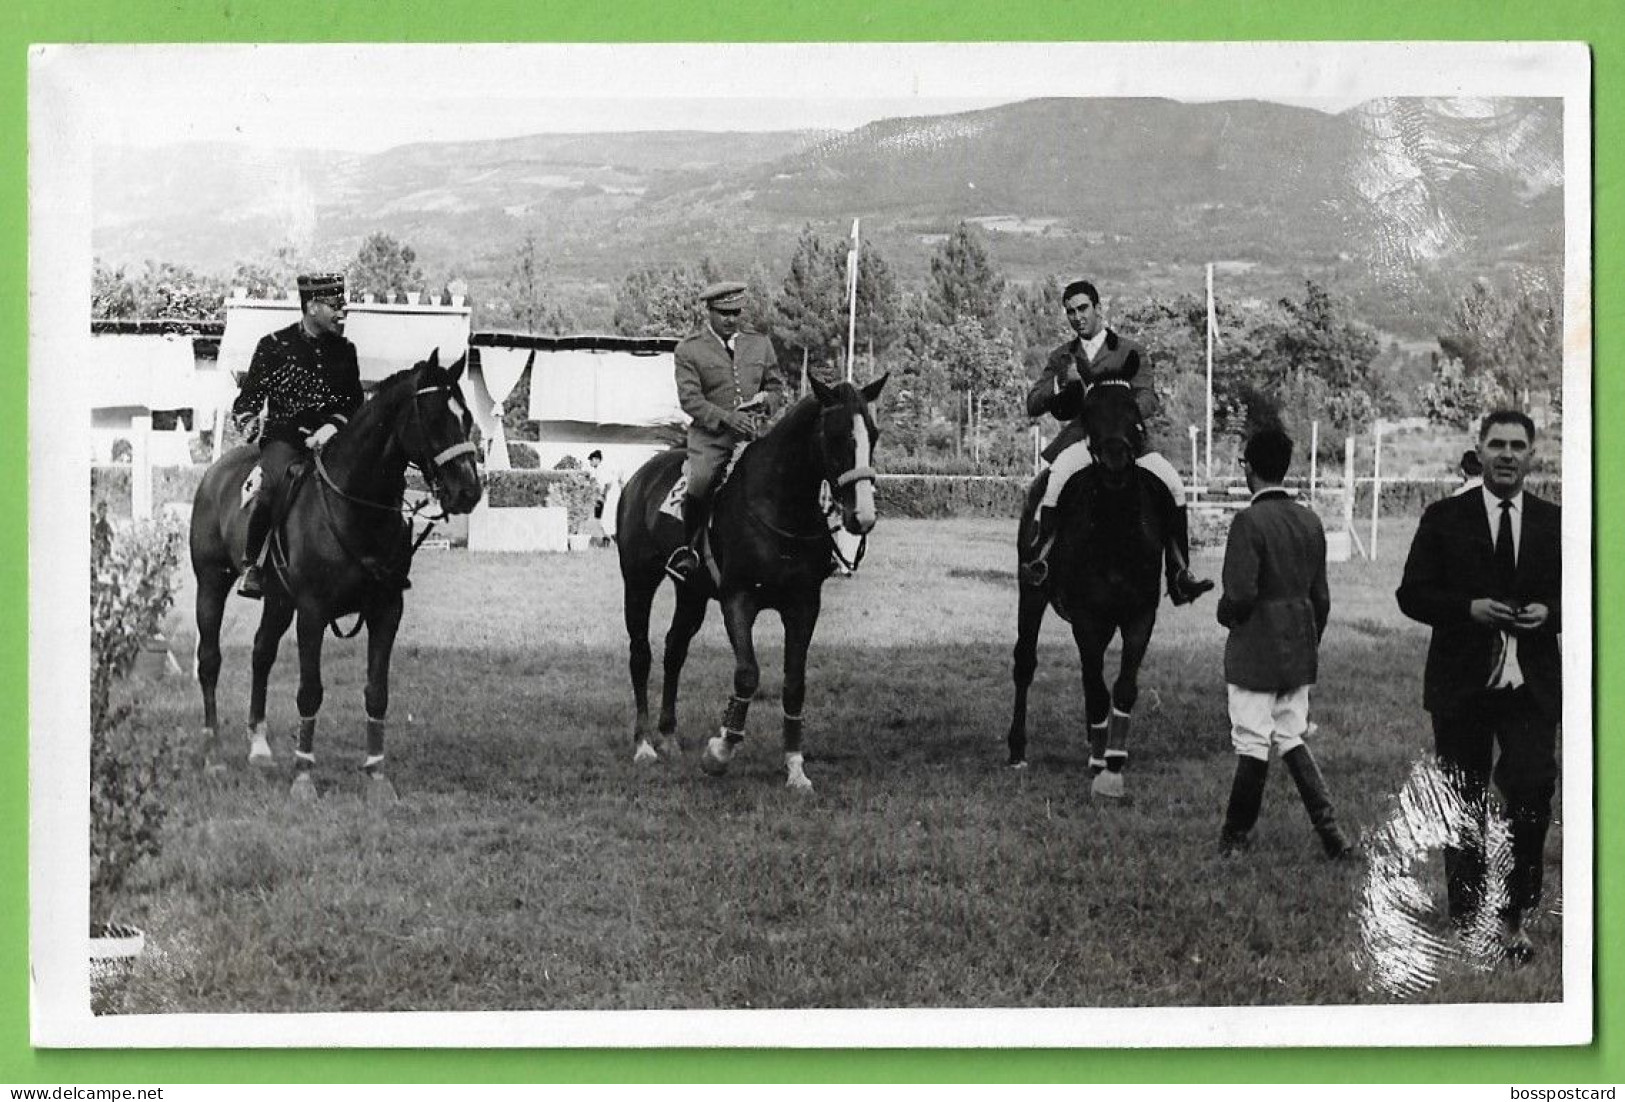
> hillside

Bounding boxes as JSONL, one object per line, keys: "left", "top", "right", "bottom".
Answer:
{"left": 91, "top": 97, "right": 1564, "bottom": 340}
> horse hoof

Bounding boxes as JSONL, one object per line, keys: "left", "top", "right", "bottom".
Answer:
{"left": 1091, "top": 771, "right": 1126, "bottom": 800}
{"left": 204, "top": 759, "right": 228, "bottom": 778}
{"left": 786, "top": 775, "right": 814, "bottom": 796}
{"left": 700, "top": 740, "right": 732, "bottom": 777}
{"left": 1008, "top": 759, "right": 1029, "bottom": 771}
{"left": 366, "top": 774, "right": 398, "bottom": 803}
{"left": 290, "top": 773, "right": 318, "bottom": 802}
{"left": 248, "top": 737, "right": 274, "bottom": 768}
{"left": 633, "top": 741, "right": 660, "bottom": 766}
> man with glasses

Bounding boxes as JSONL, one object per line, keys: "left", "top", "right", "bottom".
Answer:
{"left": 230, "top": 272, "right": 364, "bottom": 598}
{"left": 666, "top": 280, "right": 784, "bottom": 584}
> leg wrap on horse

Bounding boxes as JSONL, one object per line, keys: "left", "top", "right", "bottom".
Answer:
{"left": 1106, "top": 708, "right": 1132, "bottom": 773}
{"left": 297, "top": 715, "right": 318, "bottom": 756}
{"left": 366, "top": 716, "right": 387, "bottom": 759}
{"left": 1087, "top": 720, "right": 1109, "bottom": 775}
{"left": 721, "top": 694, "right": 751, "bottom": 742}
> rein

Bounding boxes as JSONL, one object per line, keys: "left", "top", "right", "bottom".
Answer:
{"left": 300, "top": 380, "right": 477, "bottom": 635}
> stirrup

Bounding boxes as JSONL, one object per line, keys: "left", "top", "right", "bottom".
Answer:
{"left": 665, "top": 545, "right": 700, "bottom": 583}
{"left": 237, "top": 565, "right": 264, "bottom": 600}
{"left": 1019, "top": 556, "right": 1050, "bottom": 588}
{"left": 1168, "top": 570, "right": 1214, "bottom": 606}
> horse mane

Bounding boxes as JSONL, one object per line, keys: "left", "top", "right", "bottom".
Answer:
{"left": 342, "top": 363, "right": 427, "bottom": 436}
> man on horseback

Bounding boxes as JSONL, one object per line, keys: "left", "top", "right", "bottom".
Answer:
{"left": 230, "top": 272, "right": 364, "bottom": 599}
{"left": 665, "top": 280, "right": 786, "bottom": 584}
{"left": 1021, "top": 279, "right": 1214, "bottom": 605}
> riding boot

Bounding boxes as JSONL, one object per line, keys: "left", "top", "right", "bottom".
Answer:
{"left": 238, "top": 496, "right": 273, "bottom": 599}
{"left": 1282, "top": 744, "right": 1356, "bottom": 859}
{"left": 666, "top": 492, "right": 708, "bottom": 583}
{"left": 1220, "top": 755, "right": 1270, "bottom": 855}
{"left": 1167, "top": 506, "right": 1215, "bottom": 606}
{"left": 1020, "top": 505, "right": 1059, "bottom": 587}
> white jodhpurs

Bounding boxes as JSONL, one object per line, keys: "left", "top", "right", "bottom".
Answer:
{"left": 1040, "top": 443, "right": 1186, "bottom": 510}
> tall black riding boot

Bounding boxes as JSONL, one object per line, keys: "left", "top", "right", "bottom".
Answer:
{"left": 666, "top": 492, "right": 709, "bottom": 583}
{"left": 1283, "top": 744, "right": 1356, "bottom": 859}
{"left": 1020, "top": 506, "right": 1059, "bottom": 587}
{"left": 1167, "top": 505, "right": 1215, "bottom": 606}
{"left": 1220, "top": 755, "right": 1270, "bottom": 854}
{"left": 238, "top": 496, "right": 273, "bottom": 599}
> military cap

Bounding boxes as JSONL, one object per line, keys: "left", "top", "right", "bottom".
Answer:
{"left": 699, "top": 280, "right": 748, "bottom": 310}
{"left": 296, "top": 272, "right": 347, "bottom": 303}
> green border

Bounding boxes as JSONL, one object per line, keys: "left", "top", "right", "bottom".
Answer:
{"left": 4, "top": 0, "right": 1618, "bottom": 1085}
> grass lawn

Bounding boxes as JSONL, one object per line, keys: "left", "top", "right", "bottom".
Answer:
{"left": 98, "top": 517, "right": 1565, "bottom": 1012}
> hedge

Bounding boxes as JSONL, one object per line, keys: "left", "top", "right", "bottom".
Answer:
{"left": 87, "top": 466, "right": 1564, "bottom": 530}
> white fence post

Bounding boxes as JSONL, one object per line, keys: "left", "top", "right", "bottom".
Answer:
{"left": 1370, "top": 420, "right": 1384, "bottom": 561}
{"left": 1189, "top": 424, "right": 1200, "bottom": 491}
{"left": 1308, "top": 421, "right": 1319, "bottom": 506}
{"left": 130, "top": 414, "right": 153, "bottom": 521}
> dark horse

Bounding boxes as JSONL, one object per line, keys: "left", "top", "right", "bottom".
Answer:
{"left": 1007, "top": 379, "right": 1172, "bottom": 798}
{"left": 189, "top": 350, "right": 483, "bottom": 799}
{"left": 617, "top": 373, "right": 887, "bottom": 793}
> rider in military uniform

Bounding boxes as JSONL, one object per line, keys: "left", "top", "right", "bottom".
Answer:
{"left": 1023, "top": 279, "right": 1214, "bottom": 605}
{"left": 231, "top": 272, "right": 365, "bottom": 598}
{"left": 665, "top": 280, "right": 786, "bottom": 583}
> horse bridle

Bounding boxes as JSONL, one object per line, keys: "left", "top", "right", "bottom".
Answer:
{"left": 743, "top": 411, "right": 878, "bottom": 569}
{"left": 1082, "top": 377, "right": 1142, "bottom": 469}
{"left": 295, "top": 379, "right": 480, "bottom": 631}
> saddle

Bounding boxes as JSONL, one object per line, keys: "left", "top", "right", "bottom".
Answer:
{"left": 658, "top": 440, "right": 751, "bottom": 523}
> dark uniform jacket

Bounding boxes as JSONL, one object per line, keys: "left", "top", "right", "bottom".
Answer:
{"left": 1217, "top": 489, "right": 1331, "bottom": 692}
{"left": 1026, "top": 329, "right": 1158, "bottom": 464}
{"left": 231, "top": 322, "right": 365, "bottom": 448}
{"left": 1396, "top": 489, "right": 1562, "bottom": 721}
{"left": 674, "top": 327, "right": 785, "bottom": 439}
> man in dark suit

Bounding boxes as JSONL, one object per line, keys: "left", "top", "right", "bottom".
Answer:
{"left": 1397, "top": 409, "right": 1561, "bottom": 963}
{"left": 230, "top": 272, "right": 364, "bottom": 598}
{"left": 666, "top": 280, "right": 785, "bottom": 583}
{"left": 1217, "top": 427, "right": 1353, "bottom": 859}
{"left": 1023, "top": 279, "right": 1213, "bottom": 605}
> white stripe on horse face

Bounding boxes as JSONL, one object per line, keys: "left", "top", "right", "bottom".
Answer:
{"left": 447, "top": 396, "right": 466, "bottom": 422}
{"left": 851, "top": 413, "right": 876, "bottom": 531}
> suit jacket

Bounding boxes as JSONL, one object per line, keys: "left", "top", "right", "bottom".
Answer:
{"left": 1396, "top": 489, "right": 1562, "bottom": 720}
{"left": 1217, "top": 489, "right": 1331, "bottom": 692}
{"left": 1026, "top": 329, "right": 1158, "bottom": 464}
{"left": 231, "top": 322, "right": 364, "bottom": 447}
{"left": 673, "top": 327, "right": 785, "bottom": 440}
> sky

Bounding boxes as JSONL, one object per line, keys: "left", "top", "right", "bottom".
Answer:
{"left": 41, "top": 43, "right": 1419, "bottom": 154}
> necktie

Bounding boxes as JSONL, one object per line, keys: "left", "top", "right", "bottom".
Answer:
{"left": 1495, "top": 499, "right": 1517, "bottom": 593}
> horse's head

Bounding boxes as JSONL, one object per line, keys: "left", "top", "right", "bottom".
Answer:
{"left": 398, "top": 348, "right": 483, "bottom": 515}
{"left": 806, "top": 373, "right": 887, "bottom": 535}
{"left": 1082, "top": 380, "right": 1144, "bottom": 484}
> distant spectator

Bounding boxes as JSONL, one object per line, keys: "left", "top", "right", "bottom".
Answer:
{"left": 1452, "top": 448, "right": 1484, "bottom": 497}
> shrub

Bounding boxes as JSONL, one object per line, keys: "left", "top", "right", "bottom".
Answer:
{"left": 506, "top": 442, "right": 540, "bottom": 469}
{"left": 90, "top": 504, "right": 190, "bottom": 926}
{"left": 482, "top": 470, "right": 600, "bottom": 532}
{"left": 875, "top": 475, "right": 1028, "bottom": 519}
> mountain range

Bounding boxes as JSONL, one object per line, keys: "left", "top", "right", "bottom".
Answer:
{"left": 92, "top": 96, "right": 1564, "bottom": 340}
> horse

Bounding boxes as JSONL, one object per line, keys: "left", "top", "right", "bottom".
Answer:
{"left": 188, "top": 349, "right": 483, "bottom": 800}
{"left": 1006, "top": 379, "right": 1173, "bottom": 798}
{"left": 616, "top": 373, "right": 887, "bottom": 793}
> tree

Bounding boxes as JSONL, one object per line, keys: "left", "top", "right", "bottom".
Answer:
{"left": 1436, "top": 276, "right": 1561, "bottom": 410}
{"left": 231, "top": 246, "right": 308, "bottom": 300}
{"left": 348, "top": 233, "right": 425, "bottom": 301}
{"left": 773, "top": 225, "right": 901, "bottom": 385}
{"left": 92, "top": 260, "right": 139, "bottom": 320}
{"left": 612, "top": 262, "right": 715, "bottom": 337}
{"left": 925, "top": 222, "right": 1005, "bottom": 330}
{"left": 488, "top": 233, "right": 573, "bottom": 334}
{"left": 933, "top": 317, "right": 1025, "bottom": 465}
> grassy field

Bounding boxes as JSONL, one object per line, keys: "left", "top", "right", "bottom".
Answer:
{"left": 99, "top": 517, "right": 1564, "bottom": 1012}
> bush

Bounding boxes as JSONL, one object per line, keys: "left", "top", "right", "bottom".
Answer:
{"left": 506, "top": 442, "right": 540, "bottom": 469}
{"left": 482, "top": 469, "right": 600, "bottom": 532}
{"left": 90, "top": 505, "right": 189, "bottom": 926}
{"left": 875, "top": 474, "right": 1029, "bottom": 519}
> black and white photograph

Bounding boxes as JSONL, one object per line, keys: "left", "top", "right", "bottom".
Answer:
{"left": 28, "top": 42, "right": 1591, "bottom": 1047}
